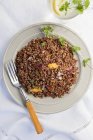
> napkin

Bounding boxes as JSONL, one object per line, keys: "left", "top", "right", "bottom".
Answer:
{"left": 0, "top": 0, "right": 93, "bottom": 140}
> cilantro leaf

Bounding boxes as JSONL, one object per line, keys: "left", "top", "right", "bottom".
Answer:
{"left": 73, "top": 0, "right": 90, "bottom": 13}
{"left": 71, "top": 46, "right": 81, "bottom": 53}
{"left": 41, "top": 25, "right": 53, "bottom": 37}
{"left": 59, "top": 4, "right": 65, "bottom": 11}
{"left": 82, "top": 58, "right": 91, "bottom": 67}
{"left": 76, "top": 3, "right": 84, "bottom": 14}
{"left": 84, "top": 0, "right": 90, "bottom": 9}
{"left": 59, "top": 1, "right": 70, "bottom": 14}
{"left": 58, "top": 36, "right": 65, "bottom": 46}
{"left": 41, "top": 42, "right": 46, "bottom": 47}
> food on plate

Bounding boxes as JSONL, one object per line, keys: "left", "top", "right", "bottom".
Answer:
{"left": 15, "top": 35, "right": 79, "bottom": 98}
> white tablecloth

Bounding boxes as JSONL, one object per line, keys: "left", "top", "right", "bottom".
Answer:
{"left": 0, "top": 0, "right": 93, "bottom": 140}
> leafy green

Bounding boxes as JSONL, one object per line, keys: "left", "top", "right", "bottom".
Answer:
{"left": 84, "top": 0, "right": 90, "bottom": 9}
{"left": 41, "top": 42, "right": 46, "bottom": 47}
{"left": 41, "top": 25, "right": 53, "bottom": 37}
{"left": 59, "top": 1, "right": 70, "bottom": 14}
{"left": 76, "top": 4, "right": 84, "bottom": 14}
{"left": 82, "top": 58, "right": 91, "bottom": 67}
{"left": 71, "top": 46, "right": 81, "bottom": 52}
{"left": 72, "top": 0, "right": 90, "bottom": 13}
{"left": 72, "top": 0, "right": 82, "bottom": 4}
{"left": 58, "top": 37, "right": 65, "bottom": 46}
{"left": 59, "top": 5, "right": 65, "bottom": 11}
{"left": 72, "top": 0, "right": 77, "bottom": 4}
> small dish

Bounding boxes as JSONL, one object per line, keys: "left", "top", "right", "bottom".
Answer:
{"left": 49, "top": 0, "right": 90, "bottom": 20}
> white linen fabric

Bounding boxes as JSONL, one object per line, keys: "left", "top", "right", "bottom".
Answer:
{"left": 0, "top": 0, "right": 93, "bottom": 140}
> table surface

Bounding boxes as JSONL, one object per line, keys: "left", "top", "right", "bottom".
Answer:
{"left": 0, "top": 0, "right": 93, "bottom": 140}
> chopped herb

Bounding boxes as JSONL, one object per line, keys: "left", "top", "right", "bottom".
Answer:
{"left": 72, "top": 0, "right": 82, "bottom": 5}
{"left": 41, "top": 42, "right": 46, "bottom": 47}
{"left": 59, "top": 1, "right": 70, "bottom": 14}
{"left": 58, "top": 36, "right": 65, "bottom": 46}
{"left": 72, "top": 0, "right": 90, "bottom": 13}
{"left": 59, "top": 0, "right": 90, "bottom": 15}
{"left": 59, "top": 5, "right": 65, "bottom": 11}
{"left": 82, "top": 58, "right": 91, "bottom": 67}
{"left": 76, "top": 4, "right": 84, "bottom": 14}
{"left": 84, "top": 0, "right": 90, "bottom": 9}
{"left": 71, "top": 46, "right": 81, "bottom": 53}
{"left": 41, "top": 25, "right": 53, "bottom": 37}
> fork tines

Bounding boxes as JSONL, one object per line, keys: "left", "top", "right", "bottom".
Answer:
{"left": 6, "top": 60, "right": 18, "bottom": 83}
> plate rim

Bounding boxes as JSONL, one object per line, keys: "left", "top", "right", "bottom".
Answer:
{"left": 3, "top": 22, "right": 93, "bottom": 113}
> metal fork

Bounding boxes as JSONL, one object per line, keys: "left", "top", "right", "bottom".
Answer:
{"left": 6, "top": 60, "right": 43, "bottom": 134}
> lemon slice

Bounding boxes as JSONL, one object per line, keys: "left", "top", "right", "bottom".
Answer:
{"left": 51, "top": 0, "right": 65, "bottom": 16}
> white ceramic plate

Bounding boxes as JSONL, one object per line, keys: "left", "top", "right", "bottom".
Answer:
{"left": 3, "top": 22, "right": 92, "bottom": 114}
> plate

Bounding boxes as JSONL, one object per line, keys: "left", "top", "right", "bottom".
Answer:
{"left": 3, "top": 22, "right": 92, "bottom": 113}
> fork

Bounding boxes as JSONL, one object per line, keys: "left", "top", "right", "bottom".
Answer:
{"left": 6, "top": 60, "right": 43, "bottom": 134}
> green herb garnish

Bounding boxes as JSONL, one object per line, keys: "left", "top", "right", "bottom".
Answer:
{"left": 72, "top": 0, "right": 82, "bottom": 4}
{"left": 82, "top": 58, "right": 91, "bottom": 67}
{"left": 72, "top": 46, "right": 81, "bottom": 53}
{"left": 85, "top": 0, "right": 90, "bottom": 9}
{"left": 59, "top": 0, "right": 90, "bottom": 15}
{"left": 59, "top": 1, "right": 70, "bottom": 15}
{"left": 76, "top": 3, "right": 84, "bottom": 13}
{"left": 41, "top": 25, "right": 53, "bottom": 37}
{"left": 58, "top": 36, "right": 65, "bottom": 46}
{"left": 72, "top": 0, "right": 90, "bottom": 14}
{"left": 41, "top": 42, "right": 46, "bottom": 47}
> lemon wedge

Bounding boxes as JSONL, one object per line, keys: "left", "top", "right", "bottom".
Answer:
{"left": 51, "top": 0, "right": 65, "bottom": 16}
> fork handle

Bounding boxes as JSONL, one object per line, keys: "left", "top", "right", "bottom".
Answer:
{"left": 19, "top": 88, "right": 43, "bottom": 134}
{"left": 26, "top": 100, "right": 43, "bottom": 134}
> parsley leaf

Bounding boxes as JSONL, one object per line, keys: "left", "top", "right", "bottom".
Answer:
{"left": 84, "top": 0, "right": 90, "bottom": 9}
{"left": 41, "top": 42, "right": 46, "bottom": 47}
{"left": 58, "top": 37, "right": 65, "bottom": 46}
{"left": 41, "top": 25, "right": 53, "bottom": 37}
{"left": 82, "top": 58, "right": 91, "bottom": 67}
{"left": 71, "top": 46, "right": 81, "bottom": 53}
{"left": 59, "top": 1, "right": 70, "bottom": 14}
